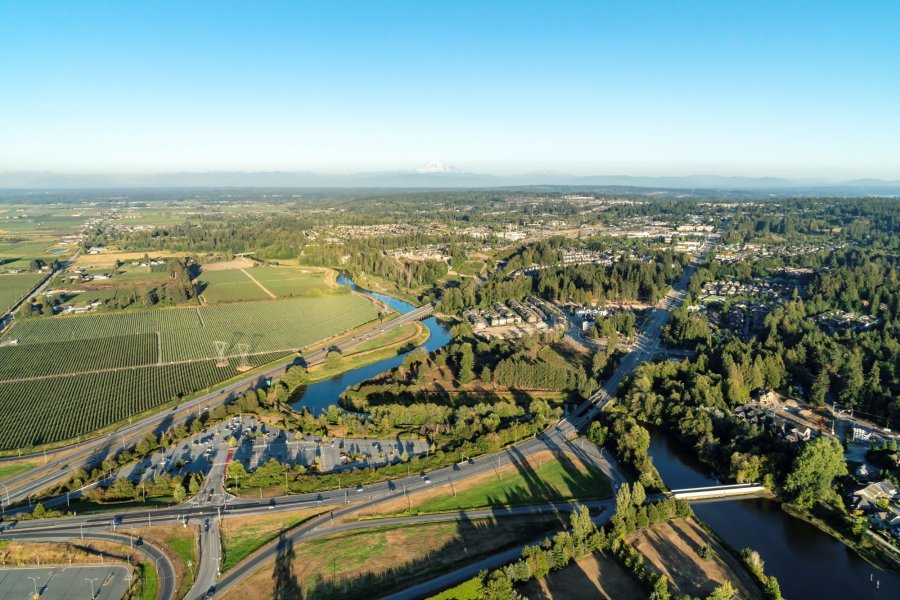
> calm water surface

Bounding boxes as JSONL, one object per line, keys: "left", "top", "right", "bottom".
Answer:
{"left": 649, "top": 429, "right": 900, "bottom": 598}
{"left": 291, "top": 277, "right": 899, "bottom": 597}
{"left": 290, "top": 275, "right": 450, "bottom": 414}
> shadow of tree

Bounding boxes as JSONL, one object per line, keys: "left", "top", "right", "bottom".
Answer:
{"left": 300, "top": 515, "right": 561, "bottom": 600}
{"left": 272, "top": 533, "right": 301, "bottom": 600}
{"left": 480, "top": 446, "right": 607, "bottom": 510}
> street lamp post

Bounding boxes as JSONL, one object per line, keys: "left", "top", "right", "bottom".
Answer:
{"left": 85, "top": 577, "right": 98, "bottom": 599}
{"left": 27, "top": 576, "right": 40, "bottom": 597}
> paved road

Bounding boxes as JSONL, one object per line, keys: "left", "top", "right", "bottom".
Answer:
{"left": 214, "top": 499, "right": 616, "bottom": 598}
{"left": 184, "top": 438, "right": 228, "bottom": 600}
{"left": 2, "top": 430, "right": 618, "bottom": 599}
{"left": 2, "top": 234, "right": 716, "bottom": 596}
{"left": 380, "top": 504, "right": 619, "bottom": 600}
{"left": 0, "top": 302, "right": 433, "bottom": 508}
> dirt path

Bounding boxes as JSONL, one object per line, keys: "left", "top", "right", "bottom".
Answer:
{"left": 241, "top": 268, "right": 277, "bottom": 299}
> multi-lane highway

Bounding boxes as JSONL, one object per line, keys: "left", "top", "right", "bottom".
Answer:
{"left": 0, "top": 301, "right": 433, "bottom": 509}
{"left": 1, "top": 233, "right": 717, "bottom": 598}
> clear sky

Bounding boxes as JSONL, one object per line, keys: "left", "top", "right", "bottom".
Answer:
{"left": 1, "top": 1, "right": 898, "bottom": 179}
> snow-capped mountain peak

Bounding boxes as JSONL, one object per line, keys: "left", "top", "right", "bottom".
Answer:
{"left": 415, "top": 161, "right": 464, "bottom": 174}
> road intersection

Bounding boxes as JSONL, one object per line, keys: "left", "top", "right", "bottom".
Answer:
{"left": 0, "top": 235, "right": 718, "bottom": 598}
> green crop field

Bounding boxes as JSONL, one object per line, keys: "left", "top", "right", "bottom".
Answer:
{"left": 0, "top": 272, "right": 44, "bottom": 313}
{"left": 0, "top": 352, "right": 291, "bottom": 450}
{"left": 0, "top": 333, "right": 158, "bottom": 380}
{"left": 1, "top": 294, "right": 377, "bottom": 361}
{"left": 247, "top": 267, "right": 332, "bottom": 297}
{"left": 198, "top": 269, "right": 271, "bottom": 303}
{"left": 0, "top": 293, "right": 381, "bottom": 449}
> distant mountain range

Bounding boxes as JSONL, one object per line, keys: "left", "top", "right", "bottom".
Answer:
{"left": 1, "top": 166, "right": 899, "bottom": 195}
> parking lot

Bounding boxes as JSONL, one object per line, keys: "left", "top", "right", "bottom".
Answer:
{"left": 0, "top": 565, "right": 130, "bottom": 600}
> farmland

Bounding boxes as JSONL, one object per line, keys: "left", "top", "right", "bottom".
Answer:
{"left": 0, "top": 272, "right": 45, "bottom": 314}
{"left": 245, "top": 266, "right": 332, "bottom": 297}
{"left": 197, "top": 268, "right": 271, "bottom": 303}
{"left": 0, "top": 292, "right": 382, "bottom": 449}
{"left": 1, "top": 293, "right": 377, "bottom": 363}
{"left": 0, "top": 333, "right": 157, "bottom": 380}
{"left": 0, "top": 352, "right": 290, "bottom": 449}
{"left": 197, "top": 266, "right": 334, "bottom": 303}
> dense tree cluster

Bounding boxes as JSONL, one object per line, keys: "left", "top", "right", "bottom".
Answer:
{"left": 535, "top": 251, "right": 687, "bottom": 305}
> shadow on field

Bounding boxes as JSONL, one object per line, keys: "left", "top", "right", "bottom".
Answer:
{"left": 272, "top": 533, "right": 301, "bottom": 600}
{"left": 301, "top": 514, "right": 562, "bottom": 600}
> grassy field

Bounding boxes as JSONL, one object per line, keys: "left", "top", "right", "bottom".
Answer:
{"left": 0, "top": 272, "right": 44, "bottom": 313}
{"left": 0, "top": 462, "right": 34, "bottom": 482}
{"left": 139, "top": 561, "right": 159, "bottom": 600}
{"left": 220, "top": 509, "right": 326, "bottom": 571}
{"left": 428, "top": 577, "right": 484, "bottom": 600}
{"left": 520, "top": 552, "right": 646, "bottom": 599}
{"left": 198, "top": 269, "right": 271, "bottom": 303}
{"left": 628, "top": 518, "right": 763, "bottom": 599}
{"left": 0, "top": 290, "right": 384, "bottom": 449}
{"left": 301, "top": 321, "right": 429, "bottom": 385}
{"left": 364, "top": 452, "right": 611, "bottom": 516}
{"left": 220, "top": 517, "right": 561, "bottom": 600}
{"left": 248, "top": 267, "right": 332, "bottom": 297}
{"left": 139, "top": 524, "right": 196, "bottom": 600}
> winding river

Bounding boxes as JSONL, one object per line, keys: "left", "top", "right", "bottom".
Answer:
{"left": 289, "top": 274, "right": 451, "bottom": 415}
{"left": 289, "top": 276, "right": 899, "bottom": 597}
{"left": 649, "top": 430, "right": 900, "bottom": 598}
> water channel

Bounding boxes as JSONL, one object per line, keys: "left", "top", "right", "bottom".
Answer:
{"left": 290, "top": 275, "right": 899, "bottom": 597}
{"left": 648, "top": 429, "right": 900, "bottom": 598}
{"left": 289, "top": 274, "right": 451, "bottom": 415}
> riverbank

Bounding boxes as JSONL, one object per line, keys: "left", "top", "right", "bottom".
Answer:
{"left": 299, "top": 321, "right": 430, "bottom": 387}
{"left": 781, "top": 502, "right": 900, "bottom": 573}
{"left": 647, "top": 429, "right": 900, "bottom": 598}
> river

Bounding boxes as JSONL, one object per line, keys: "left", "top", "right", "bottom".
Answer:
{"left": 648, "top": 429, "right": 900, "bottom": 598}
{"left": 289, "top": 276, "right": 899, "bottom": 597}
{"left": 289, "top": 274, "right": 451, "bottom": 415}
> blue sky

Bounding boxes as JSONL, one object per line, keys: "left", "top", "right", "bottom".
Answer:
{"left": 1, "top": 1, "right": 898, "bottom": 178}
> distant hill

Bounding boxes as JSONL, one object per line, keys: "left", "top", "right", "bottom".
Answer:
{"left": 1, "top": 169, "right": 899, "bottom": 195}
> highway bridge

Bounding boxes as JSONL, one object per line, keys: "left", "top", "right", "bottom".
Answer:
{"left": 0, "top": 233, "right": 719, "bottom": 598}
